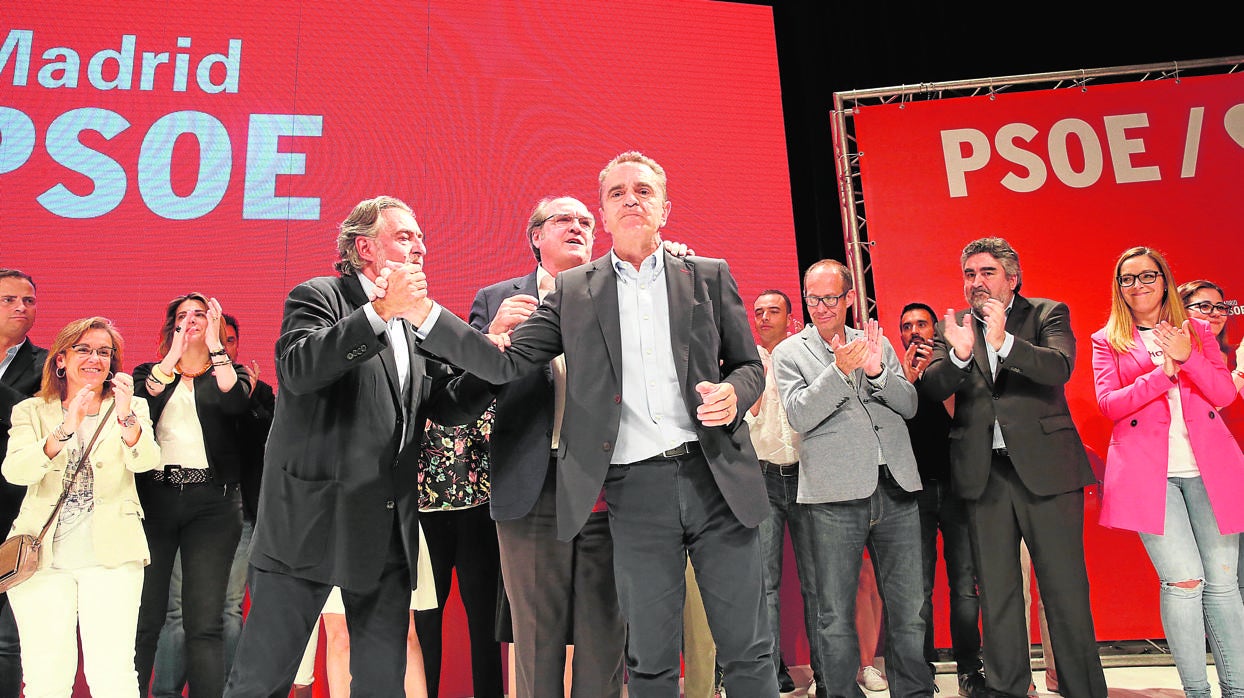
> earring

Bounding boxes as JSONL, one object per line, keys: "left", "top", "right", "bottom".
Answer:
{"left": 55, "top": 366, "right": 66, "bottom": 378}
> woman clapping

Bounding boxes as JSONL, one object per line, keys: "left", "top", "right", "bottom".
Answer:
{"left": 3, "top": 317, "right": 160, "bottom": 697}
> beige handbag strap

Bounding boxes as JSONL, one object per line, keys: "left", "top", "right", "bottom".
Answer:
{"left": 33, "top": 403, "right": 116, "bottom": 545}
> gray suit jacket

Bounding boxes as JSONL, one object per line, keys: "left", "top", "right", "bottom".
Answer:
{"left": 249, "top": 274, "right": 491, "bottom": 589}
{"left": 421, "top": 252, "right": 767, "bottom": 540}
{"left": 920, "top": 295, "right": 1094, "bottom": 500}
{"left": 772, "top": 324, "right": 921, "bottom": 503}
{"left": 466, "top": 270, "right": 555, "bottom": 521}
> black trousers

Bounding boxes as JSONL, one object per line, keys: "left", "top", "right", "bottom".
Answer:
{"left": 135, "top": 481, "right": 243, "bottom": 698}
{"left": 413, "top": 505, "right": 503, "bottom": 697}
{"left": 225, "top": 519, "right": 412, "bottom": 698}
{"left": 968, "top": 453, "right": 1107, "bottom": 698}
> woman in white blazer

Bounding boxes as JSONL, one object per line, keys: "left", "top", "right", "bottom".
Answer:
{"left": 3, "top": 317, "right": 160, "bottom": 698}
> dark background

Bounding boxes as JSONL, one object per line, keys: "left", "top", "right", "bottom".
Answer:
{"left": 731, "top": 0, "right": 1240, "bottom": 291}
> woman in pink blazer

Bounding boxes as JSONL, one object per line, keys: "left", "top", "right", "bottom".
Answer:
{"left": 1092, "top": 247, "right": 1244, "bottom": 698}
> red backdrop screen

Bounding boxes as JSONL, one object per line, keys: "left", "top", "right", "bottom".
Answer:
{"left": 853, "top": 70, "right": 1244, "bottom": 641}
{"left": 2, "top": 2, "right": 797, "bottom": 694}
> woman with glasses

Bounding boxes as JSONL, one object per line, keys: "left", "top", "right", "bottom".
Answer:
{"left": 1091, "top": 247, "right": 1244, "bottom": 698}
{"left": 133, "top": 293, "right": 250, "bottom": 698}
{"left": 1179, "top": 280, "right": 1242, "bottom": 393}
{"left": 3, "top": 317, "right": 160, "bottom": 697}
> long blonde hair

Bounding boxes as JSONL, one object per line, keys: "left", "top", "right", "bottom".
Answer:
{"left": 1104, "top": 247, "right": 1189, "bottom": 353}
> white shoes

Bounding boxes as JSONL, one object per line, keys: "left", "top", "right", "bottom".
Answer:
{"left": 857, "top": 665, "right": 889, "bottom": 692}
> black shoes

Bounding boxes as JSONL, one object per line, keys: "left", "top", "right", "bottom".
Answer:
{"left": 958, "top": 670, "right": 987, "bottom": 698}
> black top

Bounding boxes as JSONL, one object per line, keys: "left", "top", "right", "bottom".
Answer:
{"left": 237, "top": 380, "right": 275, "bottom": 521}
{"left": 907, "top": 383, "right": 953, "bottom": 483}
{"left": 134, "top": 361, "right": 253, "bottom": 484}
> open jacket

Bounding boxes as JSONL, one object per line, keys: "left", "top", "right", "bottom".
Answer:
{"left": 1092, "top": 319, "right": 1244, "bottom": 535}
{"left": 3, "top": 395, "right": 161, "bottom": 569}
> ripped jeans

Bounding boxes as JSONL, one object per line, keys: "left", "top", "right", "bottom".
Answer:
{"left": 1139, "top": 475, "right": 1244, "bottom": 698}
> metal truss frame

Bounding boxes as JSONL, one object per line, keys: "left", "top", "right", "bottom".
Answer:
{"left": 830, "top": 55, "right": 1244, "bottom": 322}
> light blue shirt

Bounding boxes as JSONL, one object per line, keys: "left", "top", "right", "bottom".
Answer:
{"left": 949, "top": 300, "right": 1015, "bottom": 450}
{"left": 610, "top": 250, "right": 698, "bottom": 464}
{"left": 0, "top": 340, "right": 22, "bottom": 382}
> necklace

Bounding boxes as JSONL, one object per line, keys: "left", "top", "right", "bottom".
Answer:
{"left": 178, "top": 360, "right": 211, "bottom": 378}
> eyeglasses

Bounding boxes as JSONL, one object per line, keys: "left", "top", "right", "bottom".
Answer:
{"left": 68, "top": 344, "right": 114, "bottom": 359}
{"left": 538, "top": 213, "right": 594, "bottom": 232}
{"left": 804, "top": 291, "right": 849, "bottom": 308}
{"left": 1185, "top": 301, "right": 1231, "bottom": 316}
{"left": 1117, "top": 270, "right": 1162, "bottom": 288}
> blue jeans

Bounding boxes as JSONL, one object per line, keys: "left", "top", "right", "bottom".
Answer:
{"left": 757, "top": 461, "right": 823, "bottom": 683}
{"left": 807, "top": 475, "right": 931, "bottom": 698}
{"left": 916, "top": 479, "right": 981, "bottom": 675}
{"left": 153, "top": 518, "right": 253, "bottom": 697}
{"left": 1139, "top": 476, "right": 1244, "bottom": 698}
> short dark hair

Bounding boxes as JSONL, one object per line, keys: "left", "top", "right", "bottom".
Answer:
{"left": 223, "top": 313, "right": 240, "bottom": 335}
{"left": 0, "top": 269, "right": 35, "bottom": 290}
{"left": 900, "top": 302, "right": 936, "bottom": 322}
{"left": 960, "top": 237, "right": 1022, "bottom": 293}
{"left": 756, "top": 289, "right": 792, "bottom": 313}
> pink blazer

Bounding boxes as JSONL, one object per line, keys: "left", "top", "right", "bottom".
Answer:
{"left": 1092, "top": 319, "right": 1244, "bottom": 535}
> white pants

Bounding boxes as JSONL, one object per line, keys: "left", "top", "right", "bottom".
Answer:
{"left": 8, "top": 561, "right": 144, "bottom": 698}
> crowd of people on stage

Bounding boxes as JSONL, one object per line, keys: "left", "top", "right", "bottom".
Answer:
{"left": 1, "top": 151, "right": 1242, "bottom": 698}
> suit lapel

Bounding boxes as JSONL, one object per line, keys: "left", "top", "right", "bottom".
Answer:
{"left": 1, "top": 341, "right": 35, "bottom": 390}
{"left": 586, "top": 257, "right": 623, "bottom": 389}
{"left": 801, "top": 325, "right": 834, "bottom": 368}
{"left": 340, "top": 276, "right": 402, "bottom": 408}
{"left": 517, "top": 270, "right": 539, "bottom": 299}
{"left": 665, "top": 253, "right": 694, "bottom": 392}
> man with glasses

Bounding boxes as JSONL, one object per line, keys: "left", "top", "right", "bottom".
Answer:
{"left": 467, "top": 196, "right": 627, "bottom": 697}
{"left": 921, "top": 238, "right": 1106, "bottom": 698}
{"left": 772, "top": 259, "right": 932, "bottom": 698}
{"left": 0, "top": 269, "right": 45, "bottom": 698}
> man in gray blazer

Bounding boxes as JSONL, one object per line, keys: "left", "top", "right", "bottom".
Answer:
{"left": 469, "top": 195, "right": 625, "bottom": 697}
{"left": 772, "top": 259, "right": 932, "bottom": 698}
{"left": 408, "top": 152, "right": 777, "bottom": 696}
{"left": 225, "top": 197, "right": 490, "bottom": 698}
{"left": 920, "top": 238, "right": 1105, "bottom": 698}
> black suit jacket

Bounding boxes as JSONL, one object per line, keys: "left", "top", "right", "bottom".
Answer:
{"left": 134, "top": 361, "right": 253, "bottom": 484}
{"left": 1, "top": 340, "right": 46, "bottom": 535}
{"left": 249, "top": 274, "right": 490, "bottom": 589}
{"left": 422, "top": 252, "right": 767, "bottom": 541}
{"left": 0, "top": 340, "right": 47, "bottom": 398}
{"left": 466, "top": 270, "right": 556, "bottom": 522}
{"left": 921, "top": 295, "right": 1095, "bottom": 500}
{"left": 238, "top": 379, "right": 275, "bottom": 521}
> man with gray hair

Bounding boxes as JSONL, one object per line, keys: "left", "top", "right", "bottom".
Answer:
{"left": 772, "top": 259, "right": 932, "bottom": 698}
{"left": 225, "top": 196, "right": 490, "bottom": 697}
{"left": 407, "top": 152, "right": 778, "bottom": 696}
{"left": 468, "top": 195, "right": 627, "bottom": 697}
{"left": 921, "top": 237, "right": 1106, "bottom": 698}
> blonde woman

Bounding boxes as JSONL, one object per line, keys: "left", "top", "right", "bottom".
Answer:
{"left": 3, "top": 317, "right": 160, "bottom": 697}
{"left": 1092, "top": 247, "right": 1244, "bottom": 698}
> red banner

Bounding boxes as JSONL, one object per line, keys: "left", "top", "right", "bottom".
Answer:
{"left": 1, "top": 0, "right": 797, "bottom": 364}
{"left": 2, "top": 1, "right": 797, "bottom": 692}
{"left": 854, "top": 70, "right": 1244, "bottom": 640}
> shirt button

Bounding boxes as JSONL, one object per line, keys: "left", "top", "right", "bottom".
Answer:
{"left": 385, "top": 500, "right": 395, "bottom": 509}
{"left": 602, "top": 441, "right": 612, "bottom": 451}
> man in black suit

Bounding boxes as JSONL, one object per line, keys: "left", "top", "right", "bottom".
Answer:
{"left": 224, "top": 197, "right": 490, "bottom": 698}
{"left": 0, "top": 268, "right": 45, "bottom": 698}
{"left": 921, "top": 238, "right": 1106, "bottom": 698}
{"left": 410, "top": 152, "right": 777, "bottom": 696}
{"left": 470, "top": 196, "right": 626, "bottom": 697}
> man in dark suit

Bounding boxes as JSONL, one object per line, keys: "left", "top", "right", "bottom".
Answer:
{"left": 224, "top": 197, "right": 490, "bottom": 698}
{"left": 470, "top": 195, "right": 626, "bottom": 697}
{"left": 921, "top": 238, "right": 1106, "bottom": 698}
{"left": 0, "top": 268, "right": 45, "bottom": 698}
{"left": 410, "top": 152, "right": 777, "bottom": 696}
